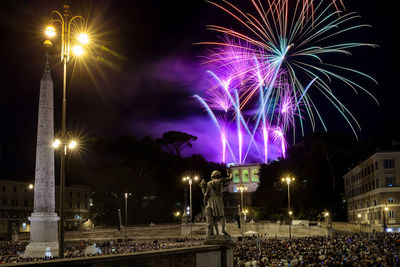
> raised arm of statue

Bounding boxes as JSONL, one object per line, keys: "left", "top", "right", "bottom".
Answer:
{"left": 222, "top": 168, "right": 233, "bottom": 183}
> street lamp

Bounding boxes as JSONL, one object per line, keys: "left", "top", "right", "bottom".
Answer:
{"left": 44, "top": 4, "right": 89, "bottom": 258}
{"left": 281, "top": 176, "right": 295, "bottom": 238}
{"left": 357, "top": 213, "right": 362, "bottom": 233}
{"left": 183, "top": 176, "right": 199, "bottom": 240}
{"left": 324, "top": 211, "right": 331, "bottom": 227}
{"left": 124, "top": 193, "right": 132, "bottom": 241}
{"left": 238, "top": 184, "right": 248, "bottom": 238}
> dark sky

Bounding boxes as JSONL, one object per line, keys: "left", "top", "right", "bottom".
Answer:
{"left": 0, "top": 0, "right": 398, "bottom": 174}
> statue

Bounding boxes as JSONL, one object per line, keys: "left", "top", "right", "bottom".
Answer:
{"left": 200, "top": 169, "right": 232, "bottom": 237}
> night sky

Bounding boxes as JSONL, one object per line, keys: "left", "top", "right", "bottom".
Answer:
{"left": 0, "top": 0, "right": 398, "bottom": 174}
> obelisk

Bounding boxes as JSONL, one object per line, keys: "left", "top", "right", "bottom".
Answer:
{"left": 24, "top": 54, "right": 59, "bottom": 258}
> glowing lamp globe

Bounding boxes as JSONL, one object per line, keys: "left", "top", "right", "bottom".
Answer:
{"left": 77, "top": 33, "right": 89, "bottom": 44}
{"left": 72, "top": 45, "right": 84, "bottom": 56}
{"left": 45, "top": 25, "right": 56, "bottom": 37}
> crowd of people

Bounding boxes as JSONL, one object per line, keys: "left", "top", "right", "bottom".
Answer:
{"left": 2, "top": 232, "right": 400, "bottom": 265}
{"left": 0, "top": 240, "right": 194, "bottom": 264}
{"left": 234, "top": 232, "right": 400, "bottom": 266}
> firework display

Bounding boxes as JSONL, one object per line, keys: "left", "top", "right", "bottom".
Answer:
{"left": 195, "top": 0, "right": 377, "bottom": 164}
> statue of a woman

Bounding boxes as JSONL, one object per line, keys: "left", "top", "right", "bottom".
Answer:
{"left": 200, "top": 169, "right": 232, "bottom": 237}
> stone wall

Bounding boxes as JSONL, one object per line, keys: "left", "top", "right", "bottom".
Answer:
{"left": 9, "top": 245, "right": 233, "bottom": 267}
{"left": 182, "top": 221, "right": 328, "bottom": 238}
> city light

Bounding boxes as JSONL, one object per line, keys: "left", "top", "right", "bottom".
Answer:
{"left": 45, "top": 25, "right": 56, "bottom": 37}
{"left": 68, "top": 140, "right": 77, "bottom": 149}
{"left": 28, "top": 184, "right": 34, "bottom": 190}
{"left": 77, "top": 33, "right": 89, "bottom": 44}
{"left": 52, "top": 139, "right": 61, "bottom": 148}
{"left": 72, "top": 45, "right": 84, "bottom": 56}
{"left": 281, "top": 177, "right": 295, "bottom": 184}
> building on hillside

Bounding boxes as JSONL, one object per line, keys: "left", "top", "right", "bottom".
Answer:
{"left": 0, "top": 178, "right": 91, "bottom": 240}
{"left": 343, "top": 151, "right": 400, "bottom": 231}
{"left": 224, "top": 164, "right": 261, "bottom": 219}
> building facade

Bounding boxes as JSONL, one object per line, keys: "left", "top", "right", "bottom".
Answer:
{"left": 343, "top": 152, "right": 400, "bottom": 231}
{"left": 0, "top": 179, "right": 91, "bottom": 239}
{"left": 224, "top": 164, "right": 261, "bottom": 219}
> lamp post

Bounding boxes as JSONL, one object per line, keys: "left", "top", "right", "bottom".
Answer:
{"left": 183, "top": 176, "right": 199, "bottom": 240}
{"left": 324, "top": 211, "right": 330, "bottom": 227}
{"left": 357, "top": 213, "right": 362, "bottom": 233}
{"left": 383, "top": 206, "right": 389, "bottom": 232}
{"left": 52, "top": 136, "right": 77, "bottom": 256}
{"left": 124, "top": 193, "right": 132, "bottom": 240}
{"left": 281, "top": 177, "right": 295, "bottom": 239}
{"left": 238, "top": 184, "right": 248, "bottom": 238}
{"left": 44, "top": 5, "right": 89, "bottom": 258}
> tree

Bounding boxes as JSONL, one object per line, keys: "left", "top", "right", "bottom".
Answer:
{"left": 156, "top": 131, "right": 197, "bottom": 158}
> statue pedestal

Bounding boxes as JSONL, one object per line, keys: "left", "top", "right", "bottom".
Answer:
{"left": 23, "top": 212, "right": 59, "bottom": 258}
{"left": 203, "top": 235, "right": 235, "bottom": 246}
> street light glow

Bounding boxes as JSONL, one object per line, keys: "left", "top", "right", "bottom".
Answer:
{"left": 282, "top": 176, "right": 295, "bottom": 184}
{"left": 77, "top": 33, "right": 89, "bottom": 44}
{"left": 68, "top": 140, "right": 77, "bottom": 149}
{"left": 289, "top": 211, "right": 293, "bottom": 215}
{"left": 28, "top": 184, "right": 34, "bottom": 190}
{"left": 53, "top": 139, "right": 61, "bottom": 148}
{"left": 384, "top": 207, "right": 389, "bottom": 211}
{"left": 45, "top": 25, "right": 56, "bottom": 37}
{"left": 324, "top": 212, "right": 329, "bottom": 217}
{"left": 357, "top": 213, "right": 361, "bottom": 218}
{"left": 72, "top": 45, "right": 84, "bottom": 56}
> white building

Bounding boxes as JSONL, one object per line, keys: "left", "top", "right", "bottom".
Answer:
{"left": 224, "top": 164, "right": 261, "bottom": 219}
{"left": 343, "top": 151, "right": 400, "bottom": 230}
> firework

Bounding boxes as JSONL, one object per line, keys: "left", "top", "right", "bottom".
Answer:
{"left": 195, "top": 0, "right": 375, "bottom": 164}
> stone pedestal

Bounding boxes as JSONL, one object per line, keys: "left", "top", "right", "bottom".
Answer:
{"left": 24, "top": 213, "right": 59, "bottom": 258}
{"left": 203, "top": 234, "right": 235, "bottom": 246}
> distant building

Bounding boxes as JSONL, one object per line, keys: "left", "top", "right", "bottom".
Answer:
{"left": 343, "top": 151, "right": 400, "bottom": 230}
{"left": 224, "top": 164, "right": 261, "bottom": 219}
{"left": 0, "top": 178, "right": 91, "bottom": 240}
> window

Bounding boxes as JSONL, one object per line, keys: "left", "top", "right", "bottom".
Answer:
{"left": 11, "top": 199, "right": 18, "bottom": 207}
{"left": 22, "top": 222, "right": 27, "bottom": 230}
{"left": 233, "top": 186, "right": 237, "bottom": 192}
{"left": 384, "top": 159, "right": 395, "bottom": 169}
{"left": 2, "top": 185, "right": 5, "bottom": 192}
{"left": 386, "top": 176, "right": 394, "bottom": 187}
{"left": 374, "top": 199, "right": 377, "bottom": 206}
{"left": 242, "top": 170, "right": 249, "bottom": 183}
{"left": 233, "top": 170, "right": 240, "bottom": 183}
{"left": 77, "top": 203, "right": 80, "bottom": 209}
{"left": 69, "top": 202, "right": 72, "bottom": 208}
{"left": 251, "top": 169, "right": 259, "bottom": 182}
{"left": 77, "top": 192, "right": 80, "bottom": 198}
{"left": 13, "top": 186, "right": 17, "bottom": 193}
{"left": 371, "top": 164, "right": 374, "bottom": 172}
{"left": 375, "top": 161, "right": 378, "bottom": 170}
{"left": 24, "top": 199, "right": 29, "bottom": 207}
{"left": 376, "top": 178, "right": 379, "bottom": 188}
{"left": 70, "top": 192, "right": 73, "bottom": 197}
{"left": 2, "top": 198, "right": 7, "bottom": 206}
{"left": 389, "top": 210, "right": 395, "bottom": 219}
{"left": 75, "top": 215, "right": 82, "bottom": 220}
